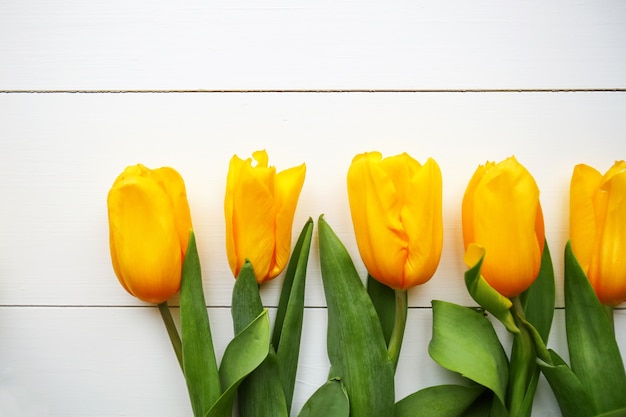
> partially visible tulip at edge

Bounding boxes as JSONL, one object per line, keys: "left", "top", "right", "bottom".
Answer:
{"left": 462, "top": 156, "right": 545, "bottom": 298}
{"left": 225, "top": 150, "right": 306, "bottom": 284}
{"left": 347, "top": 151, "right": 443, "bottom": 290}
{"left": 570, "top": 160, "right": 626, "bottom": 306}
{"left": 107, "top": 164, "right": 193, "bottom": 304}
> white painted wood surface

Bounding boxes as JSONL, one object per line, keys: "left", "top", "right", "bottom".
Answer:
{"left": 1, "top": 1, "right": 626, "bottom": 416}
{"left": 1, "top": 0, "right": 625, "bottom": 90}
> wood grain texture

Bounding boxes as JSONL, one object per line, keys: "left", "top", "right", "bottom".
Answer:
{"left": 1, "top": 0, "right": 625, "bottom": 91}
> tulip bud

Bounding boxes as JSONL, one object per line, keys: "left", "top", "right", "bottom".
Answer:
{"left": 570, "top": 161, "right": 626, "bottom": 306}
{"left": 107, "top": 164, "right": 192, "bottom": 304}
{"left": 462, "top": 156, "right": 545, "bottom": 298}
{"left": 225, "top": 150, "right": 306, "bottom": 283}
{"left": 347, "top": 151, "right": 443, "bottom": 290}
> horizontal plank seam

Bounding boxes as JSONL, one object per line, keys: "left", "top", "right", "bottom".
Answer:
{"left": 1, "top": 88, "right": 626, "bottom": 94}
{"left": 0, "top": 304, "right": 585, "bottom": 310}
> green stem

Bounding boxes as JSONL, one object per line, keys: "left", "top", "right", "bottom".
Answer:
{"left": 158, "top": 301, "right": 183, "bottom": 372}
{"left": 387, "top": 289, "right": 408, "bottom": 372}
{"left": 507, "top": 296, "right": 535, "bottom": 417}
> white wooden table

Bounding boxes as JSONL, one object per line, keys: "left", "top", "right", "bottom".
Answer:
{"left": 1, "top": 1, "right": 625, "bottom": 416}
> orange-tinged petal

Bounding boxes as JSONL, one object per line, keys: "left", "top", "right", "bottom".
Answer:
{"left": 108, "top": 175, "right": 182, "bottom": 304}
{"left": 462, "top": 163, "right": 491, "bottom": 250}
{"left": 347, "top": 152, "right": 443, "bottom": 290}
{"left": 588, "top": 162, "right": 626, "bottom": 305}
{"left": 403, "top": 157, "right": 443, "bottom": 288}
{"left": 569, "top": 164, "right": 602, "bottom": 273}
{"left": 463, "top": 157, "right": 543, "bottom": 297}
{"left": 151, "top": 167, "right": 193, "bottom": 254}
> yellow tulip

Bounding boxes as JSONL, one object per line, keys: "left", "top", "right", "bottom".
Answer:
{"left": 570, "top": 161, "right": 626, "bottom": 306}
{"left": 462, "top": 156, "right": 545, "bottom": 298}
{"left": 225, "top": 150, "right": 306, "bottom": 283}
{"left": 107, "top": 164, "right": 193, "bottom": 304}
{"left": 347, "top": 151, "right": 443, "bottom": 290}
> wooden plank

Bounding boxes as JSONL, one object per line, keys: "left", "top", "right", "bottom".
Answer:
{"left": 1, "top": 0, "right": 625, "bottom": 91}
{"left": 1, "top": 92, "right": 626, "bottom": 308}
{"left": 5, "top": 307, "right": 620, "bottom": 416}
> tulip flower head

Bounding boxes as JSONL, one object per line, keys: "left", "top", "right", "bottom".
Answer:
{"left": 107, "top": 164, "right": 193, "bottom": 304}
{"left": 570, "top": 161, "right": 626, "bottom": 306}
{"left": 462, "top": 156, "right": 545, "bottom": 298}
{"left": 225, "top": 150, "right": 306, "bottom": 283}
{"left": 347, "top": 151, "right": 443, "bottom": 290}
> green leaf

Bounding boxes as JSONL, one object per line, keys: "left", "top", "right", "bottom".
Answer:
{"left": 318, "top": 215, "right": 395, "bottom": 417}
{"left": 595, "top": 408, "right": 626, "bottom": 417}
{"left": 507, "top": 320, "right": 540, "bottom": 417}
{"left": 520, "top": 239, "right": 555, "bottom": 343}
{"left": 459, "top": 390, "right": 499, "bottom": 417}
{"left": 394, "top": 385, "right": 484, "bottom": 417}
{"left": 464, "top": 245, "right": 519, "bottom": 334}
{"left": 236, "top": 347, "right": 288, "bottom": 417}
{"left": 564, "top": 241, "right": 626, "bottom": 414}
{"left": 504, "top": 243, "right": 555, "bottom": 417}
{"left": 274, "top": 218, "right": 314, "bottom": 412}
{"left": 232, "top": 261, "right": 288, "bottom": 417}
{"left": 536, "top": 350, "right": 595, "bottom": 417}
{"left": 232, "top": 261, "right": 263, "bottom": 335}
{"left": 205, "top": 309, "right": 271, "bottom": 417}
{"left": 367, "top": 274, "right": 396, "bottom": 346}
{"left": 428, "top": 300, "right": 509, "bottom": 406}
{"left": 180, "top": 231, "right": 221, "bottom": 417}
{"left": 297, "top": 379, "right": 350, "bottom": 417}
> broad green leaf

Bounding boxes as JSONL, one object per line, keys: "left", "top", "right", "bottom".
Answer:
{"left": 488, "top": 395, "right": 510, "bottom": 417}
{"left": 459, "top": 390, "right": 498, "bottom": 417}
{"left": 464, "top": 244, "right": 519, "bottom": 334}
{"left": 232, "top": 261, "right": 263, "bottom": 335}
{"left": 297, "top": 379, "right": 350, "bottom": 417}
{"left": 232, "top": 261, "right": 288, "bottom": 417}
{"left": 205, "top": 310, "right": 271, "bottom": 417}
{"left": 564, "top": 241, "right": 626, "bottom": 414}
{"left": 236, "top": 348, "right": 288, "bottom": 417}
{"left": 520, "top": 239, "right": 555, "bottom": 343}
{"left": 272, "top": 218, "right": 313, "bottom": 346}
{"left": 595, "top": 408, "right": 626, "bottom": 417}
{"left": 274, "top": 218, "right": 314, "bottom": 412}
{"left": 394, "top": 385, "right": 484, "bottom": 417}
{"left": 536, "top": 350, "right": 595, "bottom": 417}
{"left": 429, "top": 300, "right": 509, "bottom": 405}
{"left": 367, "top": 274, "right": 396, "bottom": 346}
{"left": 318, "top": 215, "right": 395, "bottom": 417}
{"left": 180, "top": 231, "right": 221, "bottom": 417}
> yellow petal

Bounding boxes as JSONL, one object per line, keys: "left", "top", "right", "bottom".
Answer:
{"left": 272, "top": 163, "right": 306, "bottom": 279}
{"left": 152, "top": 167, "right": 193, "bottom": 254}
{"left": 467, "top": 157, "right": 542, "bottom": 297}
{"left": 569, "top": 163, "right": 602, "bottom": 274}
{"left": 402, "top": 157, "right": 443, "bottom": 288}
{"left": 347, "top": 152, "right": 407, "bottom": 288}
{"left": 589, "top": 162, "right": 626, "bottom": 305}
{"left": 224, "top": 155, "right": 245, "bottom": 277}
{"left": 225, "top": 153, "right": 277, "bottom": 282}
{"left": 462, "top": 162, "right": 492, "bottom": 250}
{"left": 107, "top": 176, "right": 181, "bottom": 303}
